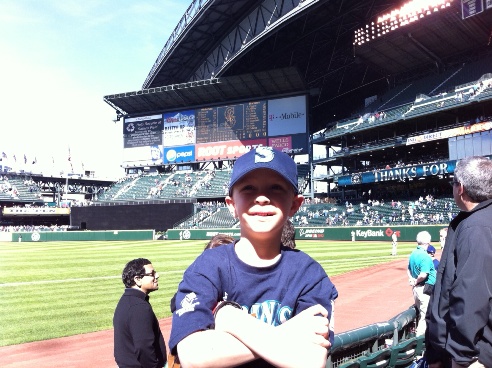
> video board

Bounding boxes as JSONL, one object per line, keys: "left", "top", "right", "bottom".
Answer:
{"left": 122, "top": 95, "right": 307, "bottom": 167}
{"left": 196, "top": 101, "right": 267, "bottom": 143}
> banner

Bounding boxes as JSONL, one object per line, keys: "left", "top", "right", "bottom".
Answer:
{"left": 268, "top": 133, "right": 308, "bottom": 155}
{"left": 166, "top": 226, "right": 443, "bottom": 242}
{"left": 267, "top": 95, "right": 307, "bottom": 136}
{"left": 123, "top": 114, "right": 163, "bottom": 148}
{"left": 164, "top": 145, "right": 195, "bottom": 164}
{"left": 406, "top": 121, "right": 492, "bottom": 145}
{"left": 163, "top": 110, "right": 196, "bottom": 147}
{"left": 338, "top": 159, "right": 457, "bottom": 186}
{"left": 195, "top": 139, "right": 267, "bottom": 160}
{"left": 461, "top": 0, "right": 484, "bottom": 19}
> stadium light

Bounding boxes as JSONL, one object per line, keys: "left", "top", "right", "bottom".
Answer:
{"left": 354, "top": 0, "right": 454, "bottom": 46}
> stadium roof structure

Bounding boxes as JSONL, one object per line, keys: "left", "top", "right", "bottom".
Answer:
{"left": 104, "top": 67, "right": 307, "bottom": 117}
{"left": 106, "top": 0, "right": 492, "bottom": 133}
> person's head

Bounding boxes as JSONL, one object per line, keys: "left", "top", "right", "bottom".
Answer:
{"left": 226, "top": 147, "right": 303, "bottom": 241}
{"left": 452, "top": 156, "right": 492, "bottom": 210}
{"left": 426, "top": 245, "right": 436, "bottom": 257}
{"left": 205, "top": 233, "right": 234, "bottom": 250}
{"left": 122, "top": 258, "right": 159, "bottom": 295}
{"left": 416, "top": 231, "right": 432, "bottom": 247}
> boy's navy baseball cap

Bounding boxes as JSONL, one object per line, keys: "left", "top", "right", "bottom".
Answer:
{"left": 427, "top": 245, "right": 436, "bottom": 254}
{"left": 228, "top": 146, "right": 298, "bottom": 195}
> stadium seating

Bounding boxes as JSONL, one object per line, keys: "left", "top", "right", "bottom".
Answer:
{"left": 193, "top": 207, "right": 236, "bottom": 228}
{"left": 316, "top": 58, "right": 492, "bottom": 144}
{"left": 357, "top": 348, "right": 392, "bottom": 368}
{"left": 0, "top": 176, "right": 41, "bottom": 201}
{"left": 388, "top": 335, "right": 425, "bottom": 367}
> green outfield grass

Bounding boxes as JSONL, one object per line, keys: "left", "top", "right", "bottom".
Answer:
{"left": 0, "top": 239, "right": 415, "bottom": 346}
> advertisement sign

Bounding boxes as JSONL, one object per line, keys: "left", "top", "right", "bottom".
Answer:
{"left": 163, "top": 145, "right": 195, "bottom": 164}
{"left": 122, "top": 95, "right": 308, "bottom": 167}
{"left": 268, "top": 95, "right": 307, "bottom": 136}
{"left": 166, "top": 226, "right": 440, "bottom": 242}
{"left": 338, "top": 159, "right": 457, "bottom": 186}
{"left": 123, "top": 114, "right": 163, "bottom": 148}
{"left": 163, "top": 110, "right": 196, "bottom": 147}
{"left": 122, "top": 145, "right": 164, "bottom": 166}
{"left": 406, "top": 121, "right": 492, "bottom": 145}
{"left": 268, "top": 134, "right": 308, "bottom": 155}
{"left": 195, "top": 139, "right": 267, "bottom": 160}
{"left": 461, "top": 0, "right": 483, "bottom": 19}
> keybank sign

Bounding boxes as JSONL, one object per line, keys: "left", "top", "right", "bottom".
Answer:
{"left": 297, "top": 228, "right": 391, "bottom": 239}
{"left": 355, "top": 229, "right": 385, "bottom": 238}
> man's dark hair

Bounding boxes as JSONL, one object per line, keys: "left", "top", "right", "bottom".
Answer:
{"left": 122, "top": 258, "right": 151, "bottom": 288}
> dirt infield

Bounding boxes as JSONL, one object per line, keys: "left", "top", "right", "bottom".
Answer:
{"left": 1, "top": 257, "right": 417, "bottom": 368}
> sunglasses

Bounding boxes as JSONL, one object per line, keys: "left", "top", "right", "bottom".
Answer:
{"left": 140, "top": 270, "right": 158, "bottom": 278}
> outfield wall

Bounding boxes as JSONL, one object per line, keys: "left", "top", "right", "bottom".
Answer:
{"left": 166, "top": 225, "right": 446, "bottom": 242}
{"left": 9, "top": 230, "right": 154, "bottom": 242}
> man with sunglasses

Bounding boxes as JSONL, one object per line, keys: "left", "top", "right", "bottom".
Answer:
{"left": 113, "top": 258, "right": 166, "bottom": 368}
{"left": 426, "top": 156, "right": 492, "bottom": 368}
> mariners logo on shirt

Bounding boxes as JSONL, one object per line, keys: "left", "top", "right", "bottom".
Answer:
{"left": 176, "top": 292, "right": 200, "bottom": 316}
{"left": 249, "top": 301, "right": 293, "bottom": 326}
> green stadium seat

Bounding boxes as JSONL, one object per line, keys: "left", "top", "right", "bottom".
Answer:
{"left": 388, "top": 335, "right": 425, "bottom": 367}
{"left": 336, "top": 359, "right": 360, "bottom": 368}
{"left": 357, "top": 348, "right": 392, "bottom": 368}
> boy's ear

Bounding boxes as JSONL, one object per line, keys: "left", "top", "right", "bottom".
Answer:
{"left": 225, "top": 196, "right": 237, "bottom": 218}
{"left": 289, "top": 194, "right": 304, "bottom": 216}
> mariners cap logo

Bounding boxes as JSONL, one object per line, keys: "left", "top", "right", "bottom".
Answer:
{"left": 228, "top": 146, "right": 299, "bottom": 195}
{"left": 255, "top": 146, "right": 275, "bottom": 164}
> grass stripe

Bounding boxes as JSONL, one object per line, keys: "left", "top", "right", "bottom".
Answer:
{"left": 0, "top": 239, "right": 413, "bottom": 346}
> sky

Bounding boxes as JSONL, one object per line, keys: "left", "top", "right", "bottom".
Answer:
{"left": 0, "top": 0, "right": 190, "bottom": 179}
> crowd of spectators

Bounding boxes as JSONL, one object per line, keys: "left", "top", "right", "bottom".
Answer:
{"left": 288, "top": 193, "right": 457, "bottom": 228}
{"left": 0, "top": 224, "right": 69, "bottom": 232}
{"left": 0, "top": 176, "right": 19, "bottom": 199}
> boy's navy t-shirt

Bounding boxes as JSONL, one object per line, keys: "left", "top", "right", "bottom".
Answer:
{"left": 169, "top": 242, "right": 338, "bottom": 363}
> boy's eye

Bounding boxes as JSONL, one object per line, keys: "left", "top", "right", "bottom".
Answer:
{"left": 271, "top": 184, "right": 285, "bottom": 190}
{"left": 240, "top": 184, "right": 255, "bottom": 191}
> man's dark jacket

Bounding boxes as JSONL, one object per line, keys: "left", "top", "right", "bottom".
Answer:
{"left": 426, "top": 199, "right": 492, "bottom": 367}
{"left": 113, "top": 288, "right": 166, "bottom": 368}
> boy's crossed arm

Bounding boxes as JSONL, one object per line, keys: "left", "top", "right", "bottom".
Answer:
{"left": 177, "top": 304, "right": 331, "bottom": 368}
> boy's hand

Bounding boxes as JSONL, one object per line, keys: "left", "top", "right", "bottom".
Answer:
{"left": 214, "top": 303, "right": 331, "bottom": 367}
{"left": 278, "top": 304, "right": 331, "bottom": 348}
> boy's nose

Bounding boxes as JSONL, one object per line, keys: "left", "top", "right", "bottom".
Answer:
{"left": 255, "top": 195, "right": 270, "bottom": 204}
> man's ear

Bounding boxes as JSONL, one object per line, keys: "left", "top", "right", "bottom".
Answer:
{"left": 225, "top": 196, "right": 237, "bottom": 218}
{"left": 289, "top": 195, "right": 304, "bottom": 216}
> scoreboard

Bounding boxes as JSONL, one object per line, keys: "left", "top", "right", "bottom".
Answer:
{"left": 196, "top": 101, "right": 267, "bottom": 143}
{"left": 122, "top": 95, "right": 307, "bottom": 167}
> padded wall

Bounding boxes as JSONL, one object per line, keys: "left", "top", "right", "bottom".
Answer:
{"left": 71, "top": 203, "right": 194, "bottom": 231}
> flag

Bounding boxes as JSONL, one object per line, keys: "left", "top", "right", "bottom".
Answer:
{"left": 13, "top": 154, "right": 16, "bottom": 162}
{"left": 24, "top": 154, "right": 27, "bottom": 164}
{"left": 1, "top": 152, "right": 6, "bottom": 159}
{"left": 68, "top": 147, "right": 73, "bottom": 172}
{"left": 32, "top": 157, "right": 37, "bottom": 165}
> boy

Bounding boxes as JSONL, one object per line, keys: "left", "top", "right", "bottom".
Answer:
{"left": 169, "top": 147, "right": 338, "bottom": 367}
